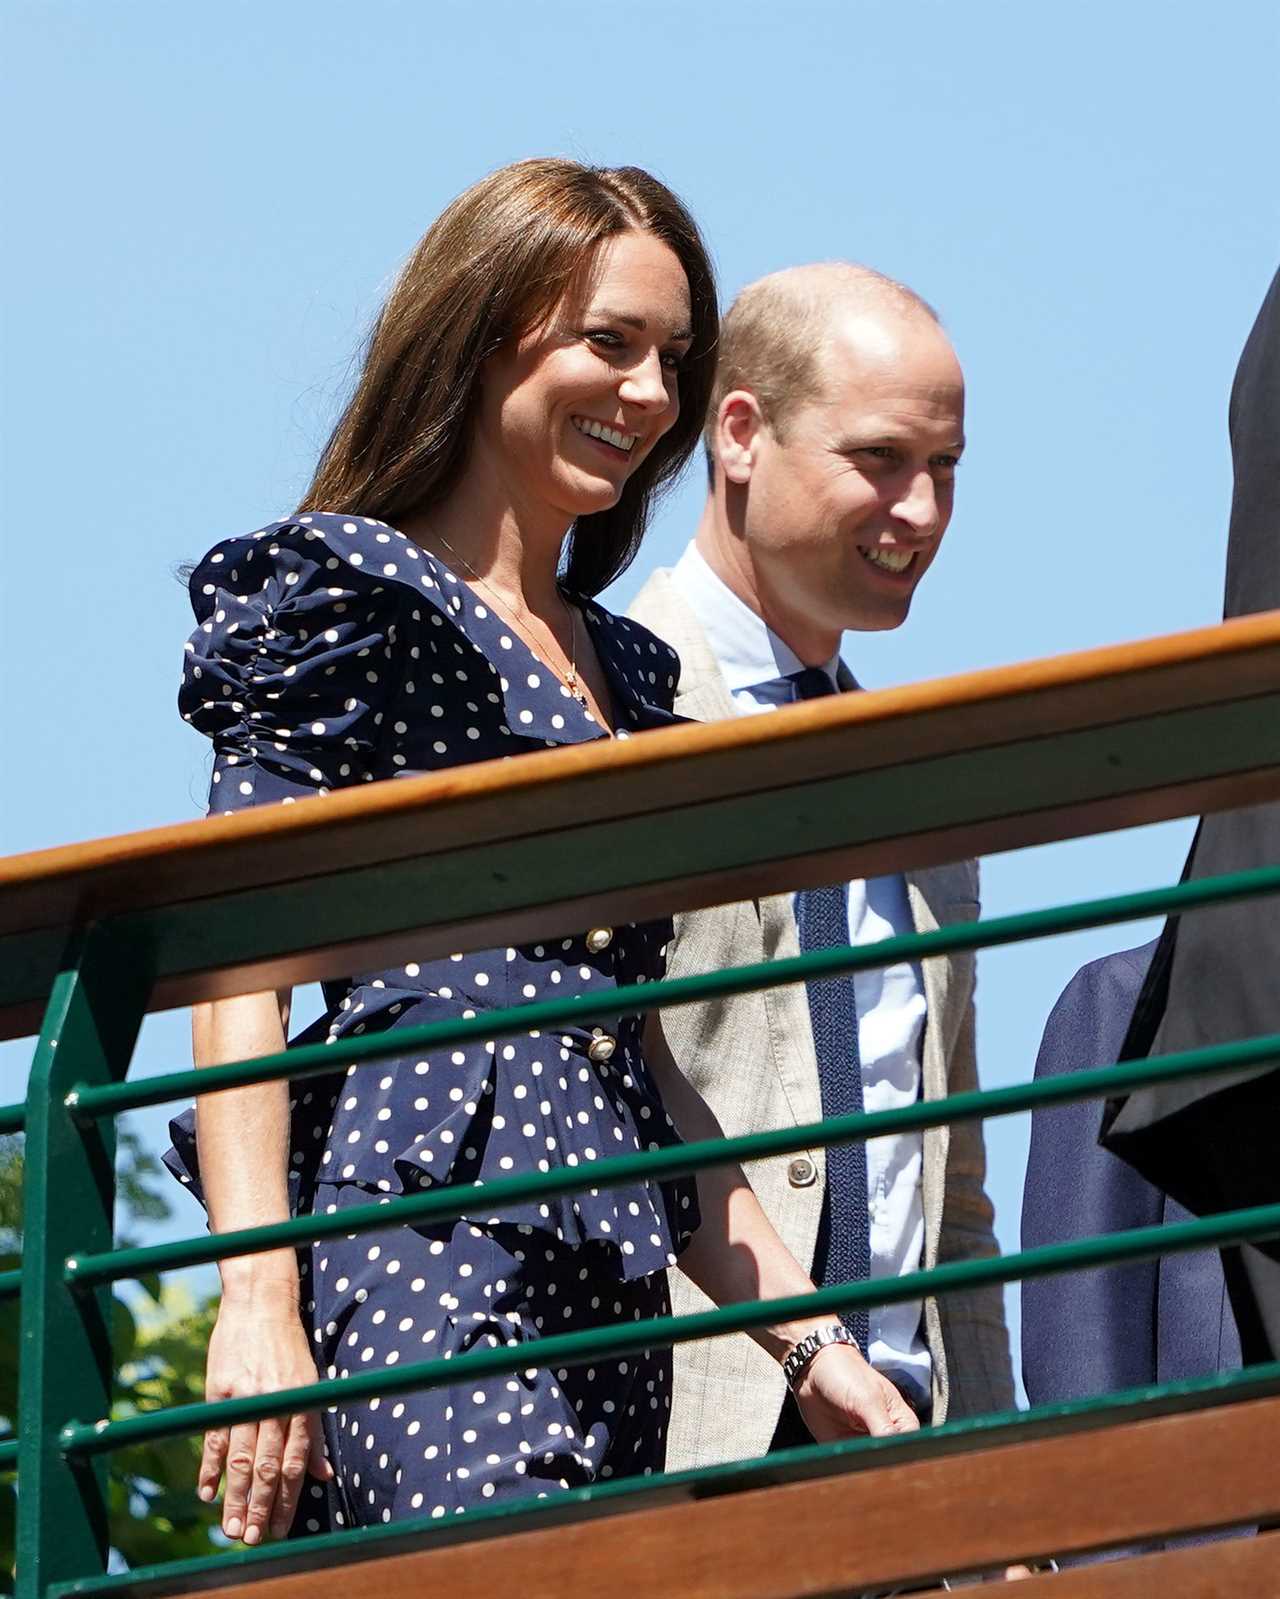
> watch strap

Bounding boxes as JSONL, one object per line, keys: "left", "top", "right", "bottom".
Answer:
{"left": 782, "top": 1322, "right": 859, "bottom": 1390}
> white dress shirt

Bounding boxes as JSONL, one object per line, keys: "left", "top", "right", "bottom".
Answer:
{"left": 671, "top": 542, "right": 932, "bottom": 1401}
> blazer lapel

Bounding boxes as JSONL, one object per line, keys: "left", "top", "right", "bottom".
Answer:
{"left": 628, "top": 570, "right": 825, "bottom": 1133}
{"left": 629, "top": 569, "right": 739, "bottom": 724}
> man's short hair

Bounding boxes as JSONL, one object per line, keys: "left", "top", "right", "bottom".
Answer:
{"left": 705, "top": 263, "right": 940, "bottom": 477}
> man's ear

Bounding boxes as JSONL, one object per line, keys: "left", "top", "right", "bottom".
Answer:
{"left": 715, "top": 390, "right": 766, "bottom": 485}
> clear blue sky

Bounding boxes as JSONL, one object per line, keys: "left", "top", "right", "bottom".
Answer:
{"left": 4, "top": 0, "right": 1278, "bottom": 1394}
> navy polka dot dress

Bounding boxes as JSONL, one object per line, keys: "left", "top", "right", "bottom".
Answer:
{"left": 164, "top": 513, "right": 701, "bottom": 1530}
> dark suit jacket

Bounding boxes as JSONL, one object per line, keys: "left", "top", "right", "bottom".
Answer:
{"left": 1101, "top": 265, "right": 1280, "bottom": 1357}
{"left": 1023, "top": 944, "right": 1243, "bottom": 1562}
{"left": 1024, "top": 943, "right": 1241, "bottom": 1402}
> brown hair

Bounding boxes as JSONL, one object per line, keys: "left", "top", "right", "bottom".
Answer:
{"left": 299, "top": 158, "right": 718, "bottom": 595}
{"left": 705, "top": 263, "right": 938, "bottom": 477}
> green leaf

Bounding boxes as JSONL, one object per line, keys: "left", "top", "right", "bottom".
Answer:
{"left": 0, "top": 1124, "right": 228, "bottom": 1575}
{"left": 112, "top": 1295, "right": 139, "bottom": 1370}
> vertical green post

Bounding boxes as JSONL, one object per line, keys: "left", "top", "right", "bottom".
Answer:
{"left": 16, "top": 927, "right": 152, "bottom": 1599}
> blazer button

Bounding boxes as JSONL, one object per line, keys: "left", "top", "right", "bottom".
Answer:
{"left": 788, "top": 1156, "right": 817, "bottom": 1187}
{"left": 586, "top": 927, "right": 614, "bottom": 953}
{"left": 587, "top": 1033, "right": 617, "bottom": 1063}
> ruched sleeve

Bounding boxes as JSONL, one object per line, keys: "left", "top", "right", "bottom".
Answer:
{"left": 180, "top": 522, "right": 406, "bottom": 813}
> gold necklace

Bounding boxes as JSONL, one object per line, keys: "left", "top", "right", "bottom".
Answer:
{"left": 428, "top": 532, "right": 594, "bottom": 717}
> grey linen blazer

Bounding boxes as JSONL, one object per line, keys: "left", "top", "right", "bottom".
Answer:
{"left": 629, "top": 569, "right": 1015, "bottom": 1470}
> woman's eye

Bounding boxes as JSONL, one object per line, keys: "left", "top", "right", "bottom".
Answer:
{"left": 660, "top": 350, "right": 685, "bottom": 371}
{"left": 932, "top": 454, "right": 961, "bottom": 471}
{"left": 585, "top": 329, "right": 624, "bottom": 351}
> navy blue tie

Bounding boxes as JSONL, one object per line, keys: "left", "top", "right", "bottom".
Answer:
{"left": 789, "top": 667, "right": 871, "bottom": 1355}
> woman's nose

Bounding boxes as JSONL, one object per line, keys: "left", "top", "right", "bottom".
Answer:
{"left": 618, "top": 349, "right": 673, "bottom": 410}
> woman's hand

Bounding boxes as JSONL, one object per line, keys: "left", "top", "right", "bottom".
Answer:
{"left": 790, "top": 1342, "right": 921, "bottom": 1441}
{"left": 191, "top": 993, "right": 325, "bottom": 1542}
{"left": 199, "top": 1291, "right": 334, "bottom": 1544}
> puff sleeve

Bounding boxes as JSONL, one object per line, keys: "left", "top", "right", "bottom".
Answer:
{"left": 180, "top": 521, "right": 405, "bottom": 814}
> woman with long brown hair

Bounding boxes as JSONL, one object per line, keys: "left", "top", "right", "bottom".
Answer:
{"left": 168, "top": 158, "right": 918, "bottom": 1546}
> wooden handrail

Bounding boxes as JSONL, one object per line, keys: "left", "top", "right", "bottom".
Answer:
{"left": 90, "top": 1388, "right": 1280, "bottom": 1599}
{"left": 5, "top": 611, "right": 1280, "bottom": 1038}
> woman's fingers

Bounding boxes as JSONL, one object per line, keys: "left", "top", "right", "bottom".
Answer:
{"left": 268, "top": 1415, "right": 313, "bottom": 1541}
{"left": 222, "top": 1415, "right": 287, "bottom": 1543}
{"left": 207, "top": 1410, "right": 321, "bottom": 1544}
{"left": 241, "top": 1414, "right": 289, "bottom": 1545}
{"left": 198, "top": 1423, "right": 230, "bottom": 1505}
{"left": 200, "top": 1299, "right": 328, "bottom": 1542}
{"left": 220, "top": 1417, "right": 260, "bottom": 1539}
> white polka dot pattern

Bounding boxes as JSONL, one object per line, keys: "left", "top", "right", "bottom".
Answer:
{"left": 166, "top": 513, "right": 696, "bottom": 1531}
{"left": 181, "top": 515, "right": 682, "bottom": 813}
{"left": 291, "top": 1202, "right": 671, "bottom": 1529}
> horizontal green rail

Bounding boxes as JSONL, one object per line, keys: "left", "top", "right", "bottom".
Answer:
{"left": 0, "top": 1102, "right": 23, "bottom": 1136}
{"left": 66, "top": 1027, "right": 1280, "bottom": 1288}
{"left": 47, "top": 1358, "right": 1280, "bottom": 1599}
{"left": 59, "top": 1194, "right": 1280, "bottom": 1457}
{"left": 0, "top": 1438, "right": 14, "bottom": 1470}
{"left": 0, "top": 1268, "right": 21, "bottom": 1299}
{"left": 38, "top": 845, "right": 1278, "bottom": 1138}
{"left": 64, "top": 859, "right": 1280, "bottom": 1121}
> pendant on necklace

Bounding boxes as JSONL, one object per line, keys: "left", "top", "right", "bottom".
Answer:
{"left": 565, "top": 670, "right": 588, "bottom": 711}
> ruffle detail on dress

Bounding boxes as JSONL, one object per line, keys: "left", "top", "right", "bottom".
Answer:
{"left": 180, "top": 521, "right": 414, "bottom": 810}
{"left": 162, "top": 1011, "right": 345, "bottom": 1218}
{"left": 182, "top": 516, "right": 686, "bottom": 783}
{"left": 311, "top": 984, "right": 697, "bottom": 1281}
{"left": 164, "top": 987, "right": 699, "bottom": 1284}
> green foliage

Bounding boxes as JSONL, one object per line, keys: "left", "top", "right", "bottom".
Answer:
{"left": 0, "top": 1127, "right": 228, "bottom": 1583}
{"left": 109, "top": 1285, "right": 225, "bottom": 1568}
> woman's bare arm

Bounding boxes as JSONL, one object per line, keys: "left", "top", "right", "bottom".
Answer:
{"left": 193, "top": 990, "right": 298, "bottom": 1302}
{"left": 192, "top": 990, "right": 332, "bottom": 1544}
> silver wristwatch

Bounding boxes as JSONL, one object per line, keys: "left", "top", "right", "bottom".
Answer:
{"left": 782, "top": 1322, "right": 859, "bottom": 1389}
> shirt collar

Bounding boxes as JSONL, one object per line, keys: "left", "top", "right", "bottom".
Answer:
{"left": 671, "top": 541, "right": 843, "bottom": 693}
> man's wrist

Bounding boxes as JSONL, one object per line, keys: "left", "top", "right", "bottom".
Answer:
{"left": 781, "top": 1322, "right": 861, "bottom": 1390}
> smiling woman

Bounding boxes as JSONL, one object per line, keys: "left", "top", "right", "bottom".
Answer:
{"left": 169, "top": 157, "right": 921, "bottom": 1552}
{"left": 302, "top": 158, "right": 715, "bottom": 598}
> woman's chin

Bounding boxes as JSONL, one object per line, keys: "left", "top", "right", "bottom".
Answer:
{"left": 555, "top": 469, "right": 627, "bottom": 518}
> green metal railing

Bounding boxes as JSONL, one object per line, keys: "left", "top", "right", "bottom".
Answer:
{"left": 9, "top": 654, "right": 1280, "bottom": 1594}
{"left": 9, "top": 861, "right": 1280, "bottom": 1594}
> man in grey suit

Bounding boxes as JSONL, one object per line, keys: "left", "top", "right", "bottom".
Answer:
{"left": 629, "top": 264, "right": 1015, "bottom": 1472}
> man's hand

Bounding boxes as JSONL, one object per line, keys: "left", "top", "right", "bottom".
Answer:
{"left": 791, "top": 1343, "right": 921, "bottom": 1440}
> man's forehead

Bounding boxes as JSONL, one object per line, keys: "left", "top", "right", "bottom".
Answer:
{"left": 813, "top": 318, "right": 962, "bottom": 421}
{"left": 818, "top": 380, "right": 965, "bottom": 436}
